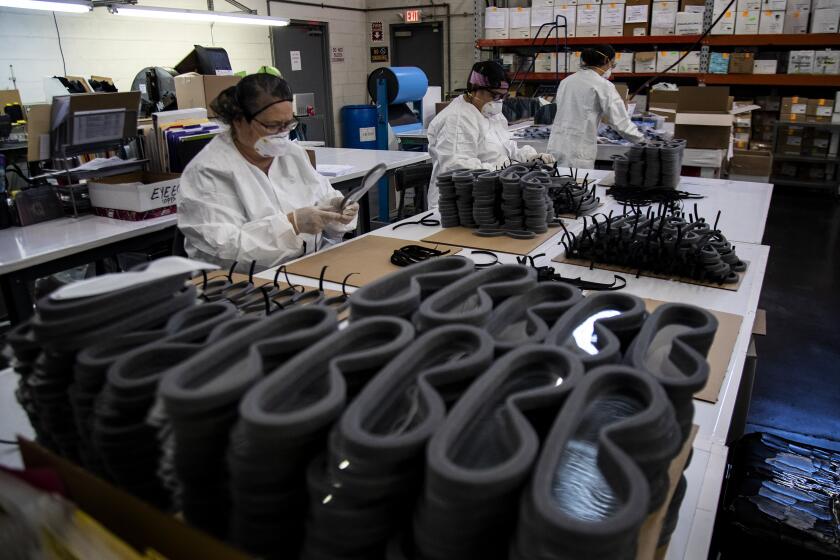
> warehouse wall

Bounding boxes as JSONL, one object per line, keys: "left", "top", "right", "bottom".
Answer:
{"left": 0, "top": 0, "right": 272, "bottom": 103}
{"left": 364, "top": 0, "right": 479, "bottom": 94}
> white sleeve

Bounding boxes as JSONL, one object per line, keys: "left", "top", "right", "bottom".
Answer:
{"left": 178, "top": 165, "right": 304, "bottom": 268}
{"left": 602, "top": 85, "right": 644, "bottom": 143}
{"left": 432, "top": 112, "right": 497, "bottom": 173}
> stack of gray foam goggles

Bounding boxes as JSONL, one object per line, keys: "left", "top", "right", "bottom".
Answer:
{"left": 613, "top": 139, "right": 686, "bottom": 190}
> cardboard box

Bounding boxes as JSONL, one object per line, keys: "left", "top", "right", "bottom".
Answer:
{"left": 485, "top": 7, "right": 509, "bottom": 38}
{"left": 681, "top": 0, "right": 707, "bottom": 13}
{"left": 738, "top": 0, "right": 762, "bottom": 9}
{"left": 624, "top": 0, "right": 651, "bottom": 35}
{"left": 651, "top": 1, "right": 679, "bottom": 33}
{"left": 784, "top": 8, "right": 811, "bottom": 32}
{"left": 759, "top": 10, "right": 785, "bottom": 32}
{"left": 676, "top": 11, "right": 704, "bottom": 33}
{"left": 730, "top": 52, "right": 755, "bottom": 72}
{"left": 531, "top": 5, "right": 555, "bottom": 37}
{"left": 656, "top": 51, "right": 681, "bottom": 73}
{"left": 649, "top": 89, "right": 680, "bottom": 121}
{"left": 709, "top": 52, "right": 731, "bottom": 73}
{"left": 635, "top": 51, "right": 658, "bottom": 72}
{"left": 730, "top": 149, "right": 773, "bottom": 177}
{"left": 736, "top": 9, "right": 761, "bottom": 32}
{"left": 789, "top": 50, "right": 816, "bottom": 73}
{"left": 814, "top": 0, "right": 840, "bottom": 7}
{"left": 600, "top": 1, "right": 626, "bottom": 34}
{"left": 761, "top": 0, "right": 787, "bottom": 8}
{"left": 89, "top": 171, "right": 180, "bottom": 214}
{"left": 555, "top": 4, "right": 578, "bottom": 35}
{"left": 679, "top": 50, "right": 702, "bottom": 72}
{"left": 753, "top": 59, "right": 778, "bottom": 73}
{"left": 509, "top": 7, "right": 532, "bottom": 38}
{"left": 533, "top": 0, "right": 560, "bottom": 6}
{"left": 576, "top": 3, "right": 601, "bottom": 35}
{"left": 789, "top": 0, "right": 812, "bottom": 7}
{"left": 712, "top": 7, "right": 736, "bottom": 32}
{"left": 535, "top": 52, "right": 558, "bottom": 73}
{"left": 174, "top": 74, "right": 240, "bottom": 118}
{"left": 807, "top": 98, "right": 835, "bottom": 115}
{"left": 813, "top": 50, "right": 840, "bottom": 74}
{"left": 811, "top": 7, "right": 840, "bottom": 31}
{"left": 674, "top": 86, "right": 734, "bottom": 149}
{"left": 615, "top": 51, "right": 635, "bottom": 72}
{"left": 781, "top": 96, "right": 809, "bottom": 114}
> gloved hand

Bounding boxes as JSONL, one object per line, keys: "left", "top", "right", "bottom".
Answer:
{"left": 291, "top": 206, "right": 344, "bottom": 235}
{"left": 534, "top": 153, "right": 557, "bottom": 164}
{"left": 317, "top": 196, "right": 359, "bottom": 225}
{"left": 337, "top": 202, "right": 359, "bottom": 225}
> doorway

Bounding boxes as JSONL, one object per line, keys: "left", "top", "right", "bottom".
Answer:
{"left": 271, "top": 21, "right": 334, "bottom": 145}
{"left": 390, "top": 22, "right": 444, "bottom": 89}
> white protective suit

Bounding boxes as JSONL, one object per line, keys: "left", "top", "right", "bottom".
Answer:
{"left": 178, "top": 131, "right": 356, "bottom": 271}
{"left": 547, "top": 68, "right": 644, "bottom": 169}
{"left": 426, "top": 94, "right": 539, "bottom": 208}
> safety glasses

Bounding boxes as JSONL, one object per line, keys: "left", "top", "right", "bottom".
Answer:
{"left": 253, "top": 117, "right": 298, "bottom": 135}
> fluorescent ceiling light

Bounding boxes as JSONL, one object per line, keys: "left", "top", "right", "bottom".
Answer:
{"left": 111, "top": 5, "right": 290, "bottom": 26}
{"left": 0, "top": 0, "right": 91, "bottom": 12}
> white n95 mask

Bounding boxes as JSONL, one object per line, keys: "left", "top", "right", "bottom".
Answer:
{"left": 602, "top": 68, "right": 613, "bottom": 80}
{"left": 254, "top": 132, "right": 292, "bottom": 158}
{"left": 482, "top": 100, "right": 503, "bottom": 118}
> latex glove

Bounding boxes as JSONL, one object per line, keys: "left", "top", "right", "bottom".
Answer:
{"left": 530, "top": 152, "right": 557, "bottom": 164}
{"left": 317, "top": 196, "right": 344, "bottom": 212}
{"left": 291, "top": 206, "right": 344, "bottom": 235}
{"left": 337, "top": 202, "right": 359, "bottom": 225}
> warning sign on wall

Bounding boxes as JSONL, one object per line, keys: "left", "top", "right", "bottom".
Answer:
{"left": 331, "top": 47, "right": 345, "bottom": 63}
{"left": 371, "top": 21, "right": 384, "bottom": 42}
{"left": 370, "top": 46, "right": 389, "bottom": 63}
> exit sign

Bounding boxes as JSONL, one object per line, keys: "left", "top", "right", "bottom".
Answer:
{"left": 405, "top": 9, "right": 421, "bottom": 22}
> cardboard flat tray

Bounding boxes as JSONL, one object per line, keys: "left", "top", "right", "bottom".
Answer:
{"left": 645, "top": 299, "right": 743, "bottom": 404}
{"left": 283, "top": 235, "right": 462, "bottom": 288}
{"left": 422, "top": 226, "right": 558, "bottom": 255}
{"left": 552, "top": 255, "right": 748, "bottom": 292}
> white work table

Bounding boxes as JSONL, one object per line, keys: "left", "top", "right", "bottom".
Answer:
{"left": 314, "top": 147, "right": 429, "bottom": 183}
{"left": 395, "top": 120, "right": 534, "bottom": 142}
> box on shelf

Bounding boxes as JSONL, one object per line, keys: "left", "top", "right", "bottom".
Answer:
{"left": 807, "top": 97, "right": 835, "bottom": 115}
{"left": 635, "top": 51, "right": 658, "bottom": 72}
{"left": 485, "top": 7, "right": 509, "bottom": 39}
{"left": 615, "top": 51, "right": 635, "bottom": 72}
{"left": 533, "top": 0, "right": 560, "bottom": 6}
{"left": 789, "top": 0, "right": 812, "bottom": 8}
{"left": 761, "top": 0, "right": 787, "bottom": 9}
{"left": 676, "top": 11, "right": 704, "bottom": 33}
{"left": 712, "top": 4, "right": 736, "bottom": 33}
{"left": 569, "top": 50, "right": 583, "bottom": 69}
{"left": 600, "top": 1, "right": 626, "bottom": 35}
{"left": 814, "top": 0, "right": 840, "bottom": 8}
{"left": 803, "top": 130, "right": 831, "bottom": 156}
{"left": 781, "top": 95, "right": 809, "bottom": 115}
{"left": 755, "top": 95, "right": 781, "bottom": 111}
{"left": 735, "top": 9, "right": 761, "bottom": 33}
{"left": 173, "top": 74, "right": 240, "bottom": 118}
{"left": 509, "top": 7, "right": 532, "bottom": 38}
{"left": 576, "top": 4, "right": 602, "bottom": 35}
{"left": 730, "top": 52, "right": 756, "bottom": 73}
{"left": 780, "top": 126, "right": 804, "bottom": 154}
{"left": 753, "top": 59, "right": 778, "bottom": 73}
{"left": 535, "top": 52, "right": 558, "bottom": 73}
{"left": 814, "top": 50, "right": 840, "bottom": 74}
{"left": 710, "top": 52, "right": 731, "bottom": 73}
{"left": 657, "top": 51, "right": 681, "bottom": 72}
{"left": 555, "top": 4, "right": 578, "bottom": 36}
{"left": 788, "top": 50, "right": 816, "bottom": 73}
{"left": 681, "top": 0, "right": 707, "bottom": 13}
{"left": 678, "top": 50, "right": 702, "bottom": 72}
{"left": 651, "top": 0, "right": 679, "bottom": 33}
{"left": 624, "top": 0, "right": 651, "bottom": 35}
{"left": 738, "top": 0, "right": 762, "bottom": 9}
{"left": 811, "top": 8, "right": 840, "bottom": 31}
{"left": 88, "top": 171, "right": 180, "bottom": 218}
{"left": 784, "top": 8, "right": 811, "bottom": 32}
{"left": 759, "top": 9, "right": 785, "bottom": 32}
{"left": 649, "top": 89, "right": 680, "bottom": 121}
{"left": 674, "top": 86, "right": 733, "bottom": 149}
{"left": 729, "top": 150, "right": 773, "bottom": 181}
{"left": 530, "top": 5, "right": 555, "bottom": 38}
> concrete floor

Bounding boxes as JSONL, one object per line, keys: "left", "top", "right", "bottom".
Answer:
{"left": 747, "top": 188, "right": 840, "bottom": 450}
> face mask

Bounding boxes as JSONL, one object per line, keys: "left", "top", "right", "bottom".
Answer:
{"left": 254, "top": 132, "right": 292, "bottom": 158}
{"left": 602, "top": 68, "right": 613, "bottom": 80}
{"left": 482, "top": 100, "right": 503, "bottom": 118}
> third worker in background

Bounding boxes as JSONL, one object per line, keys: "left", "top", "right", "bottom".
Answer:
{"left": 548, "top": 45, "right": 643, "bottom": 169}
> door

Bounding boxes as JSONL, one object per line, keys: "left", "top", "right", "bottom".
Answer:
{"left": 390, "top": 22, "right": 444, "bottom": 89}
{"left": 271, "top": 22, "right": 334, "bottom": 145}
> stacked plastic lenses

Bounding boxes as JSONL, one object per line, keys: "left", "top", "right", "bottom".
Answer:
{"left": 613, "top": 139, "right": 686, "bottom": 189}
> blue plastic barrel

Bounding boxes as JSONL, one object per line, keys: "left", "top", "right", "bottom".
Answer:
{"left": 340, "top": 104, "right": 379, "bottom": 149}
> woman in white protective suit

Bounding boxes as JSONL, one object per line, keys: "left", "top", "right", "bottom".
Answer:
{"left": 178, "top": 74, "right": 358, "bottom": 271}
{"left": 426, "top": 61, "right": 555, "bottom": 209}
{"left": 547, "top": 45, "right": 644, "bottom": 169}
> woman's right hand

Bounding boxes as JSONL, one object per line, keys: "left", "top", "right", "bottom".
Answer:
{"left": 289, "top": 206, "right": 344, "bottom": 235}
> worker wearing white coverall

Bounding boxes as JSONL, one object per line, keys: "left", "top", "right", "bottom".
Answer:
{"left": 426, "top": 61, "right": 555, "bottom": 209}
{"left": 548, "top": 45, "right": 644, "bottom": 169}
{"left": 178, "top": 74, "right": 357, "bottom": 271}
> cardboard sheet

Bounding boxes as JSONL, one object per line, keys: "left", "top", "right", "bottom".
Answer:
{"left": 636, "top": 425, "right": 699, "bottom": 560}
{"left": 553, "top": 255, "right": 748, "bottom": 292}
{"left": 284, "top": 235, "right": 462, "bottom": 288}
{"left": 645, "top": 299, "right": 743, "bottom": 404}
{"left": 422, "top": 227, "right": 558, "bottom": 255}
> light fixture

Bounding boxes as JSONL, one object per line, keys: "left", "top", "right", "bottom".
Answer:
{"left": 110, "top": 5, "right": 290, "bottom": 26}
{"left": 0, "top": 0, "right": 91, "bottom": 12}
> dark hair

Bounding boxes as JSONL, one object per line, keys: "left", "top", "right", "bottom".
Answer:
{"left": 211, "top": 73, "right": 293, "bottom": 124}
{"left": 466, "top": 60, "right": 510, "bottom": 92}
{"left": 581, "top": 45, "right": 616, "bottom": 67}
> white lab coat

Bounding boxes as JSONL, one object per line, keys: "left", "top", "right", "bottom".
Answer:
{"left": 177, "top": 131, "right": 356, "bottom": 271}
{"left": 547, "top": 68, "right": 643, "bottom": 169}
{"left": 426, "top": 95, "right": 537, "bottom": 208}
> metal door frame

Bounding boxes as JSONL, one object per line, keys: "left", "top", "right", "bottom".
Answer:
{"left": 271, "top": 19, "right": 336, "bottom": 146}
{"left": 390, "top": 21, "right": 445, "bottom": 87}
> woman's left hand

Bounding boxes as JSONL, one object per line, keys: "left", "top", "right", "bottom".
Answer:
{"left": 337, "top": 202, "right": 359, "bottom": 224}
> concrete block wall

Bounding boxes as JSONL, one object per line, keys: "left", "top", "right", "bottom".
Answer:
{"left": 0, "top": 0, "right": 272, "bottom": 103}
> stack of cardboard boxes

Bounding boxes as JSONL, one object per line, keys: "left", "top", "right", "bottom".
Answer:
{"left": 751, "top": 95, "right": 781, "bottom": 151}
{"left": 775, "top": 93, "right": 838, "bottom": 183}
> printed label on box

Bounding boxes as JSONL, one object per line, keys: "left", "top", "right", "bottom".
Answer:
{"left": 625, "top": 4, "right": 649, "bottom": 21}
{"left": 360, "top": 127, "right": 376, "bottom": 142}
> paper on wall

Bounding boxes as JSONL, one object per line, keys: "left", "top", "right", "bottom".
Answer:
{"left": 290, "top": 51, "right": 302, "bottom": 71}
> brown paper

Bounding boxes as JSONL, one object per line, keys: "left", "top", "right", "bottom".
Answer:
{"left": 753, "top": 308, "right": 767, "bottom": 336}
{"left": 636, "top": 425, "right": 698, "bottom": 560}
{"left": 284, "top": 235, "right": 462, "bottom": 287}
{"left": 422, "top": 227, "right": 558, "bottom": 255}
{"left": 552, "top": 255, "right": 748, "bottom": 292}
{"left": 644, "top": 299, "right": 743, "bottom": 404}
